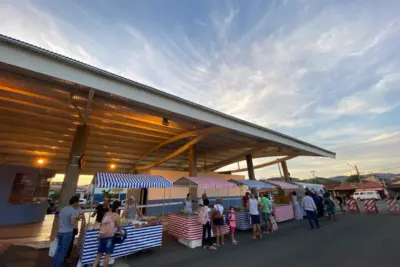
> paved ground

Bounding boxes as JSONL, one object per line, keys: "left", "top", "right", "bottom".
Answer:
{"left": 1, "top": 212, "right": 399, "bottom": 267}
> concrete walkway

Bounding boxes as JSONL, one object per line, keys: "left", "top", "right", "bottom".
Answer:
{"left": 1, "top": 212, "right": 399, "bottom": 267}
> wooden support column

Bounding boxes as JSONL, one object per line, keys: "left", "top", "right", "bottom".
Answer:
{"left": 246, "top": 154, "right": 257, "bottom": 195}
{"left": 188, "top": 145, "right": 198, "bottom": 210}
{"left": 188, "top": 144, "right": 197, "bottom": 177}
{"left": 51, "top": 124, "right": 90, "bottom": 239}
{"left": 281, "top": 160, "right": 290, "bottom": 182}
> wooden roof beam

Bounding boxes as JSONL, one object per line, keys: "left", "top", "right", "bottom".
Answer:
{"left": 229, "top": 155, "right": 298, "bottom": 173}
{"left": 133, "top": 126, "right": 225, "bottom": 168}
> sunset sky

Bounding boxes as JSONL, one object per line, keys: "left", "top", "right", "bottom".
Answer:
{"left": 1, "top": 0, "right": 399, "bottom": 182}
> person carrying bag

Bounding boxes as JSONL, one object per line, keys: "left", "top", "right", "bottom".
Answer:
{"left": 198, "top": 199, "right": 216, "bottom": 250}
{"left": 92, "top": 201, "right": 122, "bottom": 267}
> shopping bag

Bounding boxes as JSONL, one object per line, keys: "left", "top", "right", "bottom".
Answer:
{"left": 271, "top": 217, "right": 278, "bottom": 232}
{"left": 48, "top": 237, "right": 58, "bottom": 257}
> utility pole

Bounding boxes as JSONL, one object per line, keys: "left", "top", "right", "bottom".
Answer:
{"left": 311, "top": 171, "right": 316, "bottom": 184}
{"left": 347, "top": 162, "right": 365, "bottom": 192}
{"left": 354, "top": 165, "right": 365, "bottom": 192}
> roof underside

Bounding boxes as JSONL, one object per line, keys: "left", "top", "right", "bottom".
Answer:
{"left": 0, "top": 36, "right": 335, "bottom": 174}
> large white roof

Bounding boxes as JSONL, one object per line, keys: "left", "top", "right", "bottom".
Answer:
{"left": 0, "top": 35, "right": 335, "bottom": 174}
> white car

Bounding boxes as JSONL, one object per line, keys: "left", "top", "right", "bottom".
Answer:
{"left": 352, "top": 191, "right": 381, "bottom": 201}
{"left": 79, "top": 198, "right": 87, "bottom": 205}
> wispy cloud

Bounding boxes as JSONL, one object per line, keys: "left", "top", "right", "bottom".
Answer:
{"left": 1, "top": 0, "right": 400, "bottom": 178}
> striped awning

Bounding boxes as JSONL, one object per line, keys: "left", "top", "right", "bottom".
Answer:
{"left": 94, "top": 172, "right": 173, "bottom": 188}
{"left": 174, "top": 176, "right": 236, "bottom": 189}
{"left": 228, "top": 179, "right": 276, "bottom": 189}
{"left": 262, "top": 180, "right": 299, "bottom": 190}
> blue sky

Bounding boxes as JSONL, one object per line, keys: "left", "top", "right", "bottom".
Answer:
{"left": 1, "top": 0, "right": 399, "bottom": 180}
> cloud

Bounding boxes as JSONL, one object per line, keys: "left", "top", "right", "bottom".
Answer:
{"left": 1, "top": 0, "right": 400, "bottom": 179}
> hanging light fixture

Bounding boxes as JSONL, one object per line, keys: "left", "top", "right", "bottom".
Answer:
{"left": 162, "top": 117, "right": 169, "bottom": 126}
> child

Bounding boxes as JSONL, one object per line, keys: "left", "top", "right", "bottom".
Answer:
{"left": 227, "top": 207, "right": 238, "bottom": 245}
{"left": 324, "top": 195, "right": 337, "bottom": 221}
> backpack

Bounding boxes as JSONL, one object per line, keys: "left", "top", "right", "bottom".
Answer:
{"left": 213, "top": 205, "right": 222, "bottom": 219}
{"left": 225, "top": 212, "right": 231, "bottom": 225}
{"left": 198, "top": 207, "right": 207, "bottom": 225}
{"left": 99, "top": 212, "right": 116, "bottom": 238}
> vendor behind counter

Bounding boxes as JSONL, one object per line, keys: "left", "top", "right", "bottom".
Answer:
{"left": 121, "top": 196, "right": 142, "bottom": 220}
{"left": 91, "top": 196, "right": 111, "bottom": 223}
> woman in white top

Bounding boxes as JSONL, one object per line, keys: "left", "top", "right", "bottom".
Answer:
{"left": 291, "top": 191, "right": 303, "bottom": 220}
{"left": 212, "top": 198, "right": 225, "bottom": 246}
{"left": 249, "top": 194, "right": 262, "bottom": 239}
{"left": 182, "top": 193, "right": 192, "bottom": 212}
{"left": 122, "top": 196, "right": 140, "bottom": 220}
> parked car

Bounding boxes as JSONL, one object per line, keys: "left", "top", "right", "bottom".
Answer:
{"left": 352, "top": 191, "right": 381, "bottom": 201}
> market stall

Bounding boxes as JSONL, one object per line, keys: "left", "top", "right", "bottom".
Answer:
{"left": 261, "top": 180, "right": 299, "bottom": 222}
{"left": 167, "top": 176, "right": 236, "bottom": 248}
{"left": 77, "top": 173, "right": 172, "bottom": 267}
{"left": 228, "top": 179, "right": 277, "bottom": 230}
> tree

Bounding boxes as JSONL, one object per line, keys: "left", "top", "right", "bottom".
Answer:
{"left": 101, "top": 189, "right": 111, "bottom": 197}
{"left": 347, "top": 175, "right": 360, "bottom": 183}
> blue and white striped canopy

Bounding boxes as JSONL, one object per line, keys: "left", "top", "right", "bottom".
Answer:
{"left": 229, "top": 179, "right": 276, "bottom": 189}
{"left": 94, "top": 172, "right": 173, "bottom": 189}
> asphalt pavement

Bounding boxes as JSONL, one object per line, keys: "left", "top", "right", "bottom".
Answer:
{"left": 1, "top": 211, "right": 399, "bottom": 267}
{"left": 116, "top": 212, "right": 399, "bottom": 267}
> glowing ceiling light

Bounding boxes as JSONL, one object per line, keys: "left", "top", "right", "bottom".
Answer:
{"left": 37, "top": 158, "right": 45, "bottom": 165}
{"left": 110, "top": 164, "right": 117, "bottom": 170}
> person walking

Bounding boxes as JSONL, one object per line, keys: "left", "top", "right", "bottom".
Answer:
{"left": 260, "top": 193, "right": 273, "bottom": 234}
{"left": 199, "top": 199, "right": 216, "bottom": 250}
{"left": 325, "top": 195, "right": 337, "bottom": 221}
{"left": 291, "top": 191, "right": 303, "bottom": 220}
{"left": 303, "top": 192, "right": 320, "bottom": 230}
{"left": 226, "top": 206, "right": 238, "bottom": 245}
{"left": 312, "top": 190, "right": 325, "bottom": 218}
{"left": 52, "top": 196, "right": 80, "bottom": 267}
{"left": 212, "top": 198, "right": 224, "bottom": 246}
{"left": 92, "top": 201, "right": 122, "bottom": 267}
{"left": 249, "top": 193, "right": 262, "bottom": 239}
{"left": 336, "top": 195, "right": 346, "bottom": 213}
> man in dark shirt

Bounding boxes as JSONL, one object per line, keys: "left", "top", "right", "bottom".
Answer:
{"left": 91, "top": 196, "right": 111, "bottom": 223}
{"left": 336, "top": 195, "right": 346, "bottom": 212}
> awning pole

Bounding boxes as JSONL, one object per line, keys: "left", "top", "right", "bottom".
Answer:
{"left": 169, "top": 187, "right": 172, "bottom": 214}
{"left": 227, "top": 188, "right": 230, "bottom": 207}
{"left": 162, "top": 188, "right": 166, "bottom": 217}
{"left": 87, "top": 184, "right": 95, "bottom": 227}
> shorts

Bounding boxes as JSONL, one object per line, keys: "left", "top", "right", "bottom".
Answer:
{"left": 98, "top": 237, "right": 115, "bottom": 254}
{"left": 230, "top": 226, "right": 235, "bottom": 233}
{"left": 262, "top": 212, "right": 272, "bottom": 222}
{"left": 213, "top": 218, "right": 224, "bottom": 226}
{"left": 327, "top": 208, "right": 336, "bottom": 215}
{"left": 250, "top": 214, "right": 261, "bottom": 225}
